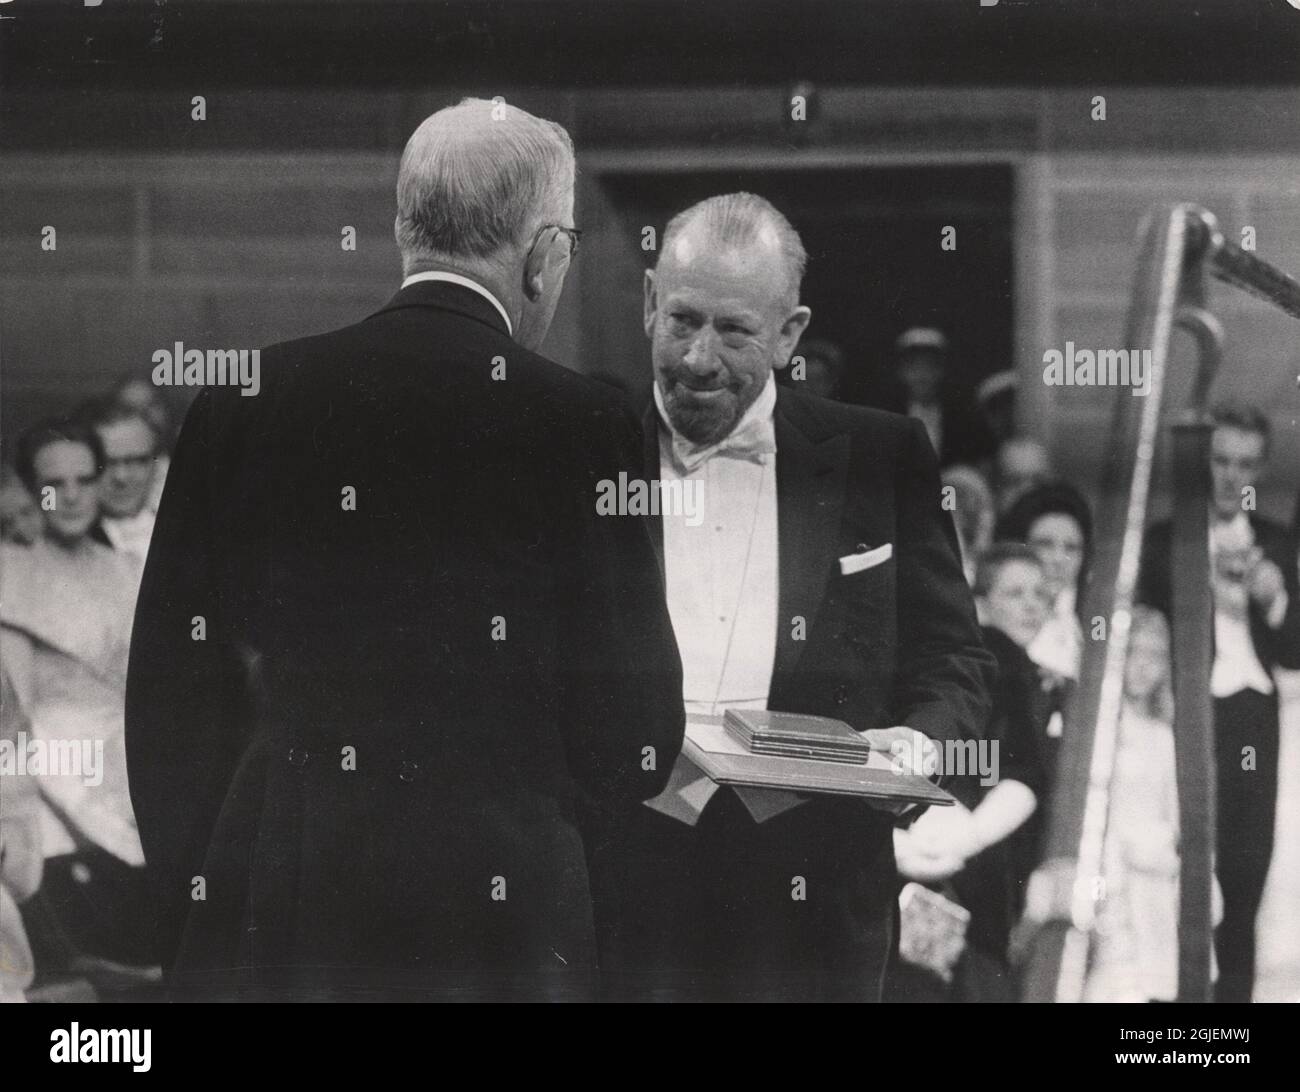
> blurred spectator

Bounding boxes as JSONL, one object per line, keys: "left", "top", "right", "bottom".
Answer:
{"left": 1, "top": 661, "right": 42, "bottom": 1002}
{"left": 996, "top": 480, "right": 1092, "bottom": 686}
{"left": 879, "top": 326, "right": 995, "bottom": 467}
{"left": 1137, "top": 400, "right": 1300, "bottom": 1003}
{"left": 975, "top": 369, "right": 1018, "bottom": 445}
{"left": 89, "top": 403, "right": 162, "bottom": 562}
{"left": 994, "top": 436, "right": 1054, "bottom": 515}
{"left": 941, "top": 463, "right": 996, "bottom": 585}
{"left": 1084, "top": 607, "right": 1222, "bottom": 1002}
{"left": 784, "top": 338, "right": 844, "bottom": 400}
{"left": 891, "top": 542, "right": 1052, "bottom": 1001}
{"left": 2, "top": 419, "right": 157, "bottom": 990}
{"left": 0, "top": 464, "right": 41, "bottom": 546}
{"left": 107, "top": 375, "right": 173, "bottom": 513}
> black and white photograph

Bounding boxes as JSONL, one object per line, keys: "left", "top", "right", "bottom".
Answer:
{"left": 1, "top": 0, "right": 1299, "bottom": 1053}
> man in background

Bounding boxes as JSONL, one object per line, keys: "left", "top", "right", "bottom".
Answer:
{"left": 90, "top": 404, "right": 162, "bottom": 563}
{"left": 1139, "top": 401, "right": 1300, "bottom": 1002}
{"left": 881, "top": 326, "right": 996, "bottom": 468}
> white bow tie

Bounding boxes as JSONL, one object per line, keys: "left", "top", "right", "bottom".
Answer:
{"left": 671, "top": 418, "right": 776, "bottom": 474}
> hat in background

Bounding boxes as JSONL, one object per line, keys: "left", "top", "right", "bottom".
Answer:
{"left": 894, "top": 327, "right": 949, "bottom": 354}
{"left": 976, "top": 369, "right": 1017, "bottom": 408}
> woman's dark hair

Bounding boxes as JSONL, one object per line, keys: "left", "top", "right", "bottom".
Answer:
{"left": 994, "top": 479, "right": 1093, "bottom": 601}
{"left": 995, "top": 480, "right": 1093, "bottom": 548}
{"left": 14, "top": 418, "right": 106, "bottom": 494}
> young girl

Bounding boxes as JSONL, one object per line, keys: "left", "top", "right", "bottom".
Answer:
{"left": 1084, "top": 606, "right": 1219, "bottom": 1001}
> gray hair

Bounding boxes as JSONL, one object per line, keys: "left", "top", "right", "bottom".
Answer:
{"left": 395, "top": 98, "right": 575, "bottom": 267}
{"left": 660, "top": 192, "right": 807, "bottom": 306}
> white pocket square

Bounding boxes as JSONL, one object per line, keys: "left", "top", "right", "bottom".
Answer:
{"left": 839, "top": 542, "right": 893, "bottom": 576}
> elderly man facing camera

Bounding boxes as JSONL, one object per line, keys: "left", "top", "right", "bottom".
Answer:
{"left": 590, "top": 194, "right": 994, "bottom": 1002}
{"left": 126, "top": 99, "right": 683, "bottom": 1001}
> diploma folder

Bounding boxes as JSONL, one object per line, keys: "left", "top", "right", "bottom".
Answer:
{"left": 683, "top": 714, "right": 954, "bottom": 806}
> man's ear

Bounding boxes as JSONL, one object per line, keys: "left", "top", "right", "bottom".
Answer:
{"left": 643, "top": 270, "right": 658, "bottom": 337}
{"left": 776, "top": 306, "right": 812, "bottom": 370}
{"left": 522, "top": 228, "right": 556, "bottom": 303}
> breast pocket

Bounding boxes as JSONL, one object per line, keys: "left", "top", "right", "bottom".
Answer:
{"left": 835, "top": 557, "right": 897, "bottom": 649}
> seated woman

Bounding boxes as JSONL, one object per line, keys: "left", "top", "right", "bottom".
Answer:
{"left": 1, "top": 419, "right": 157, "bottom": 985}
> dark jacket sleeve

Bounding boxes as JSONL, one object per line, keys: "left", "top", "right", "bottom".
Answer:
{"left": 890, "top": 417, "right": 995, "bottom": 745}
{"left": 555, "top": 402, "right": 685, "bottom": 814}
{"left": 125, "top": 388, "right": 250, "bottom": 969}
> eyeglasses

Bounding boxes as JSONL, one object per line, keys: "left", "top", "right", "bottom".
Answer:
{"left": 531, "top": 223, "right": 582, "bottom": 259}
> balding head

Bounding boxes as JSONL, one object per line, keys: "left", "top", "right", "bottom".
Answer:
{"left": 660, "top": 193, "right": 807, "bottom": 311}
{"left": 645, "top": 193, "right": 811, "bottom": 446}
{"left": 395, "top": 98, "right": 575, "bottom": 269}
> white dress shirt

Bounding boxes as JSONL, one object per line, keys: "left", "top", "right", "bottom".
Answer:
{"left": 1209, "top": 512, "right": 1276, "bottom": 698}
{"left": 400, "top": 270, "right": 513, "bottom": 335}
{"left": 655, "top": 375, "right": 779, "bottom": 717}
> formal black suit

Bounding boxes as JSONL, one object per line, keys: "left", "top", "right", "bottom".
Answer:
{"left": 591, "top": 386, "right": 995, "bottom": 1001}
{"left": 1138, "top": 513, "right": 1300, "bottom": 1002}
{"left": 125, "top": 280, "right": 685, "bottom": 1001}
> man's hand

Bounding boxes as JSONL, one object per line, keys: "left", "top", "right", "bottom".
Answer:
{"left": 893, "top": 827, "right": 966, "bottom": 882}
{"left": 860, "top": 725, "right": 938, "bottom": 816}
{"left": 1247, "top": 554, "right": 1286, "bottom": 619}
{"left": 861, "top": 725, "right": 939, "bottom": 776}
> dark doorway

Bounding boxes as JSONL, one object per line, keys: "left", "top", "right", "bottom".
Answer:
{"left": 587, "top": 164, "right": 1014, "bottom": 411}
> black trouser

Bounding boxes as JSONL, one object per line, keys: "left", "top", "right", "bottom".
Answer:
{"left": 1212, "top": 688, "right": 1279, "bottom": 1004}
{"left": 593, "top": 790, "right": 894, "bottom": 1002}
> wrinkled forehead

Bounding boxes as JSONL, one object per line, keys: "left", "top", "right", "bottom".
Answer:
{"left": 658, "top": 225, "right": 789, "bottom": 315}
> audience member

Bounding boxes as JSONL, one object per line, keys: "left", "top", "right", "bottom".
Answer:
{"left": 879, "top": 326, "right": 995, "bottom": 467}
{"left": 0, "top": 464, "right": 42, "bottom": 546}
{"left": 2, "top": 419, "right": 157, "bottom": 989}
{"left": 1084, "top": 607, "right": 1222, "bottom": 1002}
{"left": 782, "top": 337, "right": 845, "bottom": 400}
{"left": 892, "top": 543, "right": 1053, "bottom": 1001}
{"left": 996, "top": 480, "right": 1092, "bottom": 686}
{"left": 942, "top": 463, "right": 996, "bottom": 585}
{"left": 975, "top": 369, "right": 1017, "bottom": 445}
{"left": 89, "top": 403, "right": 162, "bottom": 562}
{"left": 1137, "top": 401, "right": 1300, "bottom": 1002}
{"left": 994, "top": 436, "right": 1053, "bottom": 514}
{"left": 107, "top": 375, "right": 174, "bottom": 513}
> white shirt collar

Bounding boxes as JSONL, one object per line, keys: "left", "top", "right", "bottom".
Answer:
{"left": 400, "top": 271, "right": 513, "bottom": 336}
